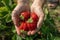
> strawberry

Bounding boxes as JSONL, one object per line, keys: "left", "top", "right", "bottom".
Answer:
{"left": 20, "top": 11, "right": 30, "bottom": 21}
{"left": 19, "top": 22, "right": 28, "bottom": 31}
{"left": 26, "top": 12, "right": 39, "bottom": 31}
{"left": 19, "top": 22, "right": 24, "bottom": 30}
{"left": 19, "top": 12, "right": 39, "bottom": 31}
{"left": 27, "top": 22, "right": 37, "bottom": 31}
{"left": 26, "top": 18, "right": 37, "bottom": 31}
{"left": 31, "top": 12, "right": 39, "bottom": 22}
{"left": 23, "top": 22, "right": 28, "bottom": 31}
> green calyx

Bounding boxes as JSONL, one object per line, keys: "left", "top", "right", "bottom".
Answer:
{"left": 20, "top": 30, "right": 27, "bottom": 34}
{"left": 20, "top": 15, "right": 24, "bottom": 20}
{"left": 27, "top": 18, "right": 33, "bottom": 23}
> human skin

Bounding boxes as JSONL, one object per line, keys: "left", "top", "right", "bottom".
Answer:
{"left": 12, "top": 0, "right": 45, "bottom": 35}
{"left": 12, "top": 0, "right": 30, "bottom": 35}
{"left": 27, "top": 0, "right": 45, "bottom": 35}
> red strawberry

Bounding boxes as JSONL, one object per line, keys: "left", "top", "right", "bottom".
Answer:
{"left": 26, "top": 23, "right": 30, "bottom": 30}
{"left": 20, "top": 11, "right": 30, "bottom": 21}
{"left": 23, "top": 22, "right": 28, "bottom": 31}
{"left": 27, "top": 21, "right": 37, "bottom": 31}
{"left": 26, "top": 12, "right": 38, "bottom": 30}
{"left": 19, "top": 12, "right": 39, "bottom": 31}
{"left": 19, "top": 22, "right": 24, "bottom": 30}
{"left": 19, "top": 22, "right": 28, "bottom": 31}
{"left": 31, "top": 12, "right": 39, "bottom": 22}
{"left": 30, "top": 23, "right": 37, "bottom": 30}
{"left": 19, "top": 23, "right": 24, "bottom": 30}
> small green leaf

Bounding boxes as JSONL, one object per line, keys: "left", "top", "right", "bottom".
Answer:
{"left": 17, "top": 35, "right": 22, "bottom": 40}
{"left": 12, "top": 30, "right": 16, "bottom": 33}
{"left": 54, "top": 37, "right": 60, "bottom": 40}
{"left": 1, "top": 0, "right": 12, "bottom": 10}
{"left": 0, "top": 24, "right": 6, "bottom": 30}
{"left": 12, "top": 34, "right": 17, "bottom": 40}
{"left": 5, "top": 12, "right": 12, "bottom": 22}
{"left": 26, "top": 37, "right": 29, "bottom": 40}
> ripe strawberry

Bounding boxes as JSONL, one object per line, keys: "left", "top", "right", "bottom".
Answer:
{"left": 27, "top": 22, "right": 37, "bottom": 31}
{"left": 19, "top": 22, "right": 28, "bottom": 31}
{"left": 19, "top": 12, "right": 39, "bottom": 31}
{"left": 26, "top": 18, "right": 37, "bottom": 31}
{"left": 31, "top": 12, "right": 39, "bottom": 22}
{"left": 23, "top": 22, "right": 28, "bottom": 31}
{"left": 20, "top": 11, "right": 30, "bottom": 21}
{"left": 26, "top": 12, "right": 39, "bottom": 31}
{"left": 19, "top": 22, "right": 24, "bottom": 30}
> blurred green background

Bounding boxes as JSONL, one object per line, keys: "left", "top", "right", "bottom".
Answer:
{"left": 0, "top": 0, "right": 60, "bottom": 40}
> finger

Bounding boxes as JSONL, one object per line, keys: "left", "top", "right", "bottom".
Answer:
{"left": 31, "top": 30, "right": 36, "bottom": 35}
{"left": 31, "top": 6, "right": 34, "bottom": 12}
{"left": 15, "top": 26, "right": 21, "bottom": 35}
{"left": 16, "top": 29, "right": 21, "bottom": 35}
{"left": 27, "top": 31, "right": 31, "bottom": 35}
{"left": 38, "top": 31, "right": 41, "bottom": 35}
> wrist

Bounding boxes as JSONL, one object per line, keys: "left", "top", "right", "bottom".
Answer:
{"left": 17, "top": 0, "right": 29, "bottom": 4}
{"left": 33, "top": 0, "right": 44, "bottom": 8}
{"left": 34, "top": 0, "right": 40, "bottom": 3}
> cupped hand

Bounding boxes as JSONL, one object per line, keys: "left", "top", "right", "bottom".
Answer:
{"left": 27, "top": 0, "right": 45, "bottom": 35}
{"left": 12, "top": 1, "right": 30, "bottom": 35}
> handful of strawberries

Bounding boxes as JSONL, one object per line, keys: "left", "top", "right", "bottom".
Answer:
{"left": 18, "top": 11, "right": 39, "bottom": 33}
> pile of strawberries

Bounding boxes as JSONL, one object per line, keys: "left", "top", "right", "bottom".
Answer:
{"left": 18, "top": 11, "right": 39, "bottom": 32}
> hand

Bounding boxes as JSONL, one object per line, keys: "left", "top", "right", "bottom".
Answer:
{"left": 27, "top": 0, "right": 44, "bottom": 35}
{"left": 12, "top": 0, "right": 30, "bottom": 35}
